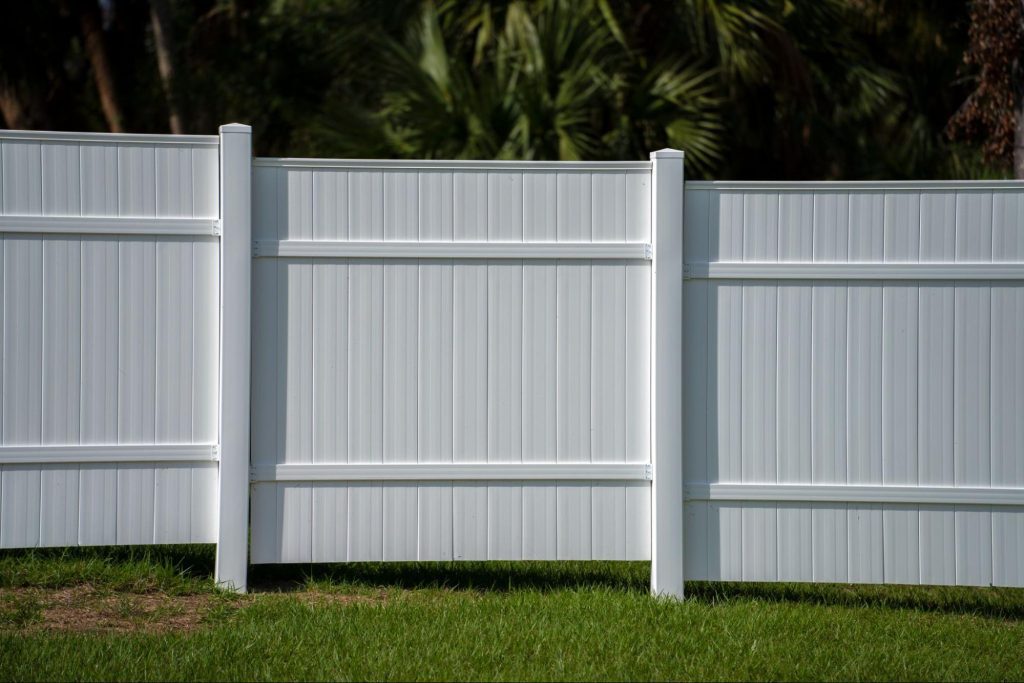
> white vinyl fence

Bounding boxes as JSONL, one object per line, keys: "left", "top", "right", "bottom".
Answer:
{"left": 0, "top": 126, "right": 1021, "bottom": 596}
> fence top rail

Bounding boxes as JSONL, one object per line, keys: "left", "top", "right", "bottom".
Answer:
{"left": 687, "top": 179, "right": 1024, "bottom": 191}
{"left": 0, "top": 128, "right": 219, "bottom": 146}
{"left": 254, "top": 157, "right": 652, "bottom": 172}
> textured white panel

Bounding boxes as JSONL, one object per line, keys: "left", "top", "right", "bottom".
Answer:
{"left": 591, "top": 263, "right": 626, "bottom": 461}
{"left": 4, "top": 237, "right": 43, "bottom": 445}
{"left": 347, "top": 483, "right": 383, "bottom": 561}
{"left": 955, "top": 508, "right": 992, "bottom": 586}
{"left": 920, "top": 193, "right": 956, "bottom": 261}
{"left": 778, "top": 193, "right": 813, "bottom": 260}
{"left": 488, "top": 484, "right": 523, "bottom": 560}
{"left": 384, "top": 171, "right": 418, "bottom": 240}
{"left": 418, "top": 263, "right": 453, "bottom": 461}
{"left": 712, "top": 283, "right": 742, "bottom": 482}
{"left": 383, "top": 485, "right": 418, "bottom": 560}
{"left": 849, "top": 193, "right": 885, "bottom": 259}
{"left": 155, "top": 147, "right": 194, "bottom": 217}
{"left": 522, "top": 485, "right": 556, "bottom": 559}
{"left": 625, "top": 264, "right": 651, "bottom": 464}
{"left": 883, "top": 507, "right": 920, "bottom": 584}
{"left": 191, "top": 146, "right": 218, "bottom": 218}
{"left": 993, "top": 510, "right": 1024, "bottom": 586}
{"left": 39, "top": 465, "right": 79, "bottom": 546}
{"left": 189, "top": 461, "right": 217, "bottom": 543}
{"left": 42, "top": 239, "right": 82, "bottom": 444}
{"left": 777, "top": 504, "right": 812, "bottom": 581}
{"left": 919, "top": 507, "right": 955, "bottom": 585}
{"left": 741, "top": 193, "right": 779, "bottom": 260}
{"left": 117, "top": 146, "right": 156, "bottom": 217}
{"left": 78, "top": 465, "right": 116, "bottom": 546}
{"left": 153, "top": 465, "right": 191, "bottom": 543}
{"left": 776, "top": 285, "right": 811, "bottom": 483}
{"left": 453, "top": 264, "right": 487, "bottom": 462}
{"left": 812, "top": 193, "right": 849, "bottom": 261}
{"left": 420, "top": 171, "right": 453, "bottom": 240}
{"left": 41, "top": 144, "right": 82, "bottom": 215}
{"left": 847, "top": 285, "right": 883, "bottom": 483}
{"left": 956, "top": 192, "right": 993, "bottom": 261}
{"left": 811, "top": 506, "right": 848, "bottom": 582}
{"left": 740, "top": 283, "right": 776, "bottom": 482}
{"left": 556, "top": 263, "right": 591, "bottom": 461}
{"left": 683, "top": 189, "right": 710, "bottom": 262}
{"left": 80, "top": 145, "right": 118, "bottom": 217}
{"left": 712, "top": 504, "right": 742, "bottom": 581}
{"left": 524, "top": 172, "right": 556, "bottom": 240}
{"left": 2, "top": 141, "right": 42, "bottom": 215}
{"left": 349, "top": 171, "right": 384, "bottom": 240}
{"left": 348, "top": 262, "right": 383, "bottom": 462}
{"left": 883, "top": 192, "right": 920, "bottom": 261}
{"left": 279, "top": 484, "right": 313, "bottom": 562}
{"left": 312, "top": 169, "right": 348, "bottom": 240}
{"left": 0, "top": 466, "right": 41, "bottom": 547}
{"left": 556, "top": 484, "right": 591, "bottom": 560}
{"left": 917, "top": 284, "right": 954, "bottom": 485}
{"left": 116, "top": 465, "right": 155, "bottom": 544}
{"left": 281, "top": 169, "right": 312, "bottom": 240}
{"left": 557, "top": 173, "right": 591, "bottom": 240}
{"left": 118, "top": 239, "right": 157, "bottom": 442}
{"left": 523, "top": 262, "right": 556, "bottom": 461}
{"left": 592, "top": 173, "right": 626, "bottom": 241}
{"left": 625, "top": 173, "right": 651, "bottom": 242}
{"left": 684, "top": 502, "right": 709, "bottom": 579}
{"left": 592, "top": 484, "right": 626, "bottom": 559}
{"left": 280, "top": 261, "right": 313, "bottom": 462}
{"left": 953, "top": 285, "right": 991, "bottom": 486}
{"left": 453, "top": 483, "right": 487, "bottom": 560}
{"left": 848, "top": 505, "right": 884, "bottom": 583}
{"left": 312, "top": 484, "right": 348, "bottom": 562}
{"left": 454, "top": 173, "right": 487, "bottom": 240}
{"left": 313, "top": 263, "right": 349, "bottom": 462}
{"left": 741, "top": 505, "right": 777, "bottom": 581}
{"left": 991, "top": 285, "right": 1024, "bottom": 487}
{"left": 253, "top": 165, "right": 280, "bottom": 240}
{"left": 811, "top": 284, "right": 846, "bottom": 483}
{"left": 251, "top": 258, "right": 278, "bottom": 466}
{"left": 624, "top": 484, "right": 651, "bottom": 560}
{"left": 713, "top": 192, "right": 743, "bottom": 260}
{"left": 417, "top": 484, "right": 453, "bottom": 560}
{"left": 488, "top": 172, "right": 523, "bottom": 240}
{"left": 881, "top": 286, "right": 918, "bottom": 484}
{"left": 384, "top": 262, "right": 418, "bottom": 461}
{"left": 155, "top": 240, "right": 194, "bottom": 442}
{"left": 80, "top": 239, "right": 119, "bottom": 443}
{"left": 992, "top": 191, "right": 1024, "bottom": 260}
{"left": 487, "top": 263, "right": 522, "bottom": 461}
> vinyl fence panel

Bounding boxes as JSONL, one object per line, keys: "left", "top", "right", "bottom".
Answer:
{"left": 682, "top": 181, "right": 1024, "bottom": 586}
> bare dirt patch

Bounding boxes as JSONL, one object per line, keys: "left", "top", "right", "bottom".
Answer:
{"left": 0, "top": 586, "right": 234, "bottom": 635}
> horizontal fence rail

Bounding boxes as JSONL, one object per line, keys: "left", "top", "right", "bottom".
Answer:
{"left": 253, "top": 239, "right": 652, "bottom": 259}
{"left": 252, "top": 462, "right": 654, "bottom": 482}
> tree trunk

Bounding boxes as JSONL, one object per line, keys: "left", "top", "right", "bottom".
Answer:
{"left": 0, "top": 86, "right": 27, "bottom": 129}
{"left": 149, "top": 0, "right": 184, "bottom": 134}
{"left": 77, "top": 0, "right": 125, "bottom": 132}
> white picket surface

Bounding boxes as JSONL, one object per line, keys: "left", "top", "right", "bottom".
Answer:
{"left": 0, "top": 130, "right": 220, "bottom": 549}
{"left": 683, "top": 181, "right": 1024, "bottom": 586}
{"left": 249, "top": 158, "right": 654, "bottom": 564}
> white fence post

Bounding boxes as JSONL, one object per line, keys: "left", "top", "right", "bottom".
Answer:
{"left": 650, "top": 148, "right": 685, "bottom": 598}
{"left": 215, "top": 123, "right": 252, "bottom": 592}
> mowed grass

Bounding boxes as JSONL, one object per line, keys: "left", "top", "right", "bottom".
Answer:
{"left": 1, "top": 546, "right": 1023, "bottom": 681}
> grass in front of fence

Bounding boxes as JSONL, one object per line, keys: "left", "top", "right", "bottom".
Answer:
{"left": 2, "top": 546, "right": 1024, "bottom": 681}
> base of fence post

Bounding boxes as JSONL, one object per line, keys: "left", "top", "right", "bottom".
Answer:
{"left": 214, "top": 123, "right": 252, "bottom": 592}
{"left": 650, "top": 149, "right": 685, "bottom": 599}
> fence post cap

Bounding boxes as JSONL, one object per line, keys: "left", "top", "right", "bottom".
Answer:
{"left": 650, "top": 148, "right": 684, "bottom": 160}
{"left": 220, "top": 123, "right": 252, "bottom": 134}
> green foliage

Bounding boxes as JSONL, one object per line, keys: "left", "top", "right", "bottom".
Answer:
{"left": 0, "top": 0, "right": 1006, "bottom": 178}
{"left": 2, "top": 549, "right": 1024, "bottom": 680}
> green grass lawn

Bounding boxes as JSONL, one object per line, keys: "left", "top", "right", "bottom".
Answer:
{"left": 1, "top": 546, "right": 1023, "bottom": 681}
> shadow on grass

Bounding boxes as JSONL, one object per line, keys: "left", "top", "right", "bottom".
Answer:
{"left": 249, "top": 560, "right": 650, "bottom": 594}
{"left": 4, "top": 547, "right": 1023, "bottom": 621}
